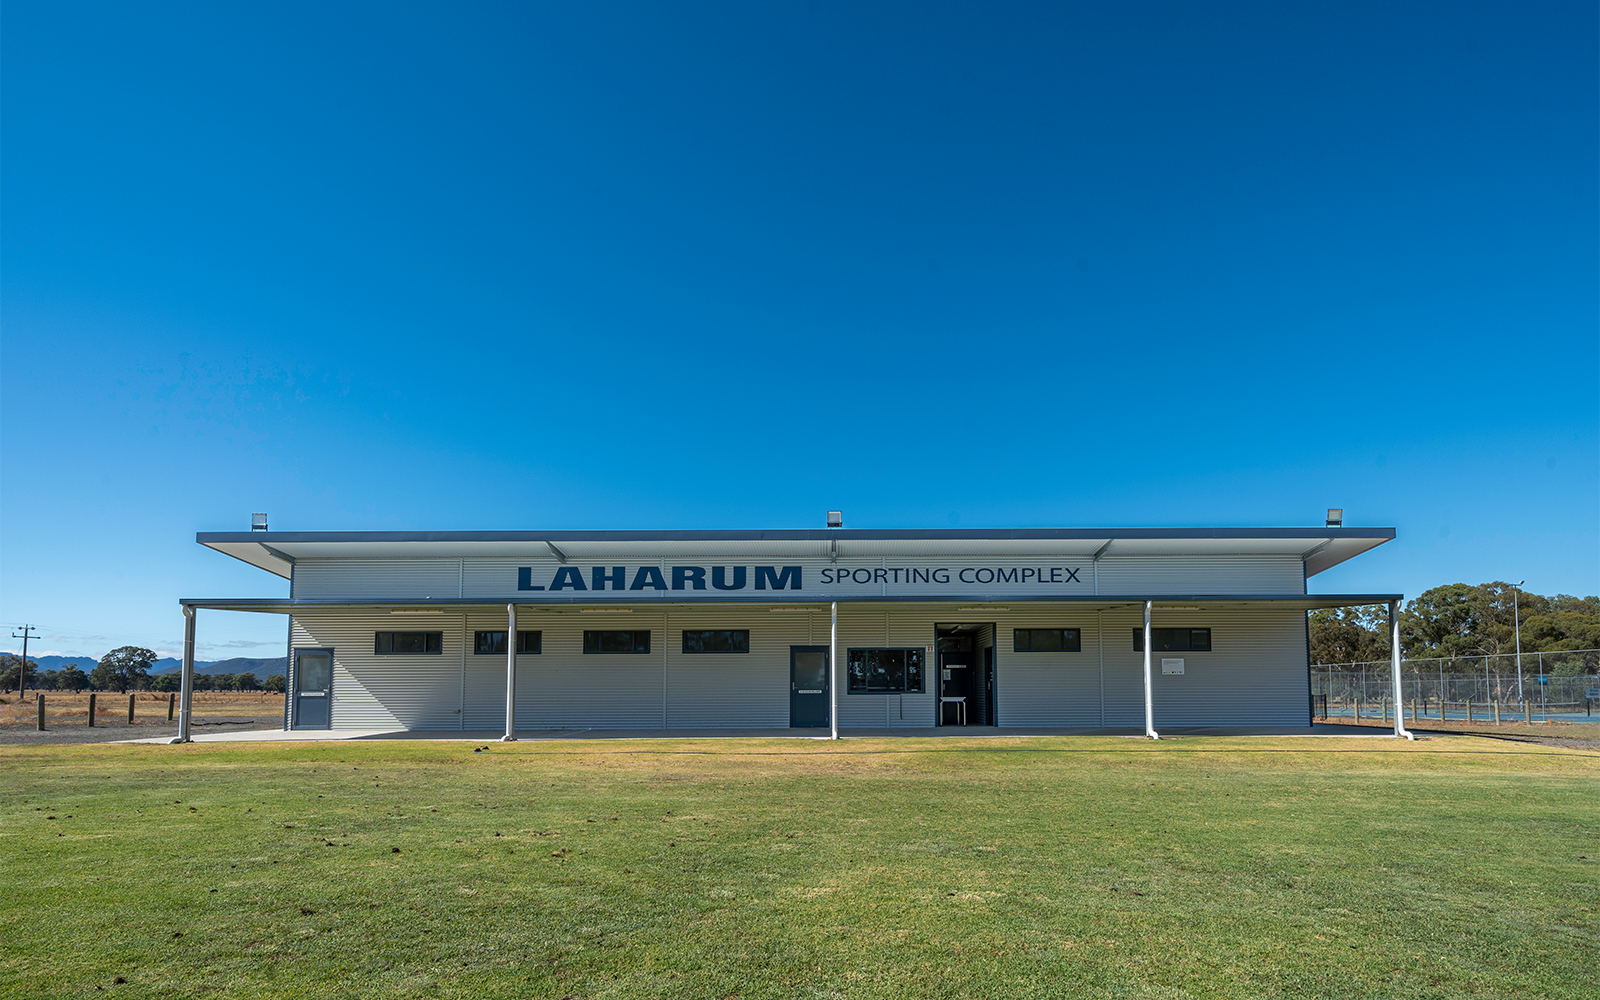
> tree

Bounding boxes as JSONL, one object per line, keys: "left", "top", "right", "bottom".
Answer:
{"left": 235, "top": 672, "right": 260, "bottom": 692}
{"left": 1401, "top": 585, "right": 1485, "bottom": 657}
{"left": 192, "top": 674, "right": 215, "bottom": 692}
{"left": 150, "top": 674, "right": 181, "bottom": 693}
{"left": 0, "top": 655, "right": 37, "bottom": 693}
{"left": 264, "top": 674, "right": 286, "bottom": 693}
{"left": 36, "top": 669, "right": 60, "bottom": 691}
{"left": 1309, "top": 606, "right": 1391, "bottom": 665}
{"left": 56, "top": 666, "right": 89, "bottom": 693}
{"left": 213, "top": 673, "right": 237, "bottom": 692}
{"left": 93, "top": 647, "right": 157, "bottom": 694}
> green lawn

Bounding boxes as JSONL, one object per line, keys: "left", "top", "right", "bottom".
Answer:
{"left": 2, "top": 737, "right": 1596, "bottom": 999}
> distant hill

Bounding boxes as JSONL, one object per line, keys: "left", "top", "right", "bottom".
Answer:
{"left": 151, "top": 657, "right": 287, "bottom": 677}
{"left": 3, "top": 653, "right": 286, "bottom": 677}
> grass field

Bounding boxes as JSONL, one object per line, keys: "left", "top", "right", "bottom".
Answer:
{"left": 0, "top": 691, "right": 284, "bottom": 728}
{"left": 3, "top": 736, "right": 1596, "bottom": 999}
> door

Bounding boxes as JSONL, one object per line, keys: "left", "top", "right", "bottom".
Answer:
{"left": 982, "top": 646, "right": 996, "bottom": 725}
{"left": 294, "top": 649, "right": 333, "bottom": 729}
{"left": 790, "top": 646, "right": 829, "bottom": 728}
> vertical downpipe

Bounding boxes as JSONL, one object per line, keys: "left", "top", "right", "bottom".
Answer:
{"left": 830, "top": 601, "right": 839, "bottom": 741}
{"left": 501, "top": 604, "right": 518, "bottom": 742}
{"left": 172, "top": 606, "right": 196, "bottom": 744}
{"left": 1390, "top": 599, "right": 1414, "bottom": 740}
{"left": 1143, "top": 600, "right": 1159, "bottom": 739}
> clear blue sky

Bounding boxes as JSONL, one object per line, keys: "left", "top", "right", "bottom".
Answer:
{"left": 3, "top": 1, "right": 1595, "bottom": 660}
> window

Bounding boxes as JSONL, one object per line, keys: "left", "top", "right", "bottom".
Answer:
{"left": 583, "top": 630, "right": 651, "bottom": 654}
{"left": 846, "top": 648, "right": 926, "bottom": 693}
{"left": 1013, "top": 628, "right": 1081, "bottom": 652}
{"left": 1131, "top": 628, "right": 1211, "bottom": 652}
{"left": 681, "top": 629, "right": 749, "bottom": 653}
{"left": 473, "top": 631, "right": 542, "bottom": 655}
{"left": 374, "top": 631, "right": 443, "bottom": 655}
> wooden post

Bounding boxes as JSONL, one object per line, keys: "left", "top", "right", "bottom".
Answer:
{"left": 1522, "top": 699, "right": 1529, "bottom": 723}
{"left": 168, "top": 692, "right": 176, "bottom": 721}
{"left": 87, "top": 692, "right": 96, "bottom": 727}
{"left": 128, "top": 693, "right": 136, "bottom": 725}
{"left": 37, "top": 694, "right": 45, "bottom": 731}
{"left": 1493, "top": 698, "right": 1500, "bottom": 724}
{"left": 1466, "top": 699, "right": 1472, "bottom": 723}
{"left": 1354, "top": 695, "right": 1361, "bottom": 722}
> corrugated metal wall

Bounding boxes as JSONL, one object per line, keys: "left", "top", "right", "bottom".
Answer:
{"left": 288, "top": 601, "right": 1308, "bottom": 731}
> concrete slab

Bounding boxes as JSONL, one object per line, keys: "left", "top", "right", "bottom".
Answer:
{"left": 121, "top": 722, "right": 1407, "bottom": 743}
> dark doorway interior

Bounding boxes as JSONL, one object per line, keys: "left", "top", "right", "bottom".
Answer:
{"left": 934, "top": 623, "right": 995, "bottom": 725}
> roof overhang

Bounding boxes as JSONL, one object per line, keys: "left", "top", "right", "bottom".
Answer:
{"left": 196, "top": 527, "right": 1395, "bottom": 580}
{"left": 180, "top": 594, "right": 1404, "bottom": 614}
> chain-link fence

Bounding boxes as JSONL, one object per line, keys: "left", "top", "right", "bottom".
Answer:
{"left": 1311, "top": 649, "right": 1600, "bottom": 725}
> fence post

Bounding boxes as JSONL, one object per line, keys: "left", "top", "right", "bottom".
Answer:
{"left": 1493, "top": 698, "right": 1500, "bottom": 724}
{"left": 37, "top": 695, "right": 45, "bottom": 731}
{"left": 1466, "top": 699, "right": 1472, "bottom": 724}
{"left": 88, "top": 692, "right": 96, "bottom": 727}
{"left": 128, "top": 693, "right": 136, "bottom": 725}
{"left": 168, "top": 692, "right": 176, "bottom": 721}
{"left": 1354, "top": 694, "right": 1361, "bottom": 722}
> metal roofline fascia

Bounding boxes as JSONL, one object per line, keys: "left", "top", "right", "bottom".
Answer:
{"left": 195, "top": 527, "right": 1397, "bottom": 544}
{"left": 179, "top": 593, "right": 1405, "bottom": 612}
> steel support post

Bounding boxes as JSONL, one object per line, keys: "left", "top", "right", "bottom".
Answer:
{"left": 171, "top": 606, "right": 196, "bottom": 744}
{"left": 1143, "top": 600, "right": 1159, "bottom": 739}
{"left": 501, "top": 604, "right": 518, "bottom": 742}
{"left": 1389, "top": 599, "right": 1414, "bottom": 740}
{"left": 829, "top": 601, "right": 839, "bottom": 741}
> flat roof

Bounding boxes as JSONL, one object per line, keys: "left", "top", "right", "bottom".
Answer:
{"left": 197, "top": 526, "right": 1393, "bottom": 580}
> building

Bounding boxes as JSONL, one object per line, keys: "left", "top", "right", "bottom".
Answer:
{"left": 171, "top": 523, "right": 1412, "bottom": 739}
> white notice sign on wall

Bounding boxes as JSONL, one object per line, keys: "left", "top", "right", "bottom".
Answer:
{"left": 1161, "top": 658, "right": 1185, "bottom": 675}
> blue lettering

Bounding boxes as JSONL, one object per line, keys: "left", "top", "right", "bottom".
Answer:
{"left": 517, "top": 567, "right": 545, "bottom": 591}
{"left": 592, "top": 566, "right": 626, "bottom": 591}
{"left": 549, "top": 567, "right": 587, "bottom": 591}
{"left": 998, "top": 568, "right": 1018, "bottom": 583}
{"left": 1050, "top": 568, "right": 1063, "bottom": 583}
{"left": 976, "top": 568, "right": 995, "bottom": 583}
{"left": 630, "top": 566, "right": 669, "bottom": 591}
{"left": 958, "top": 568, "right": 975, "bottom": 583}
{"left": 755, "top": 566, "right": 802, "bottom": 591}
{"left": 672, "top": 566, "right": 707, "bottom": 590}
{"left": 819, "top": 568, "right": 834, "bottom": 585}
{"left": 1021, "top": 568, "right": 1036, "bottom": 583}
{"left": 873, "top": 568, "right": 888, "bottom": 584}
{"left": 851, "top": 568, "right": 873, "bottom": 584}
{"left": 912, "top": 568, "right": 930, "bottom": 583}
{"left": 1064, "top": 567, "right": 1082, "bottom": 583}
{"left": 712, "top": 566, "right": 746, "bottom": 590}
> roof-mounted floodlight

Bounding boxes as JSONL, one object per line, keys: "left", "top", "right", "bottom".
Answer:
{"left": 251, "top": 513, "right": 269, "bottom": 531}
{"left": 1325, "top": 509, "right": 1343, "bottom": 527}
{"left": 827, "top": 511, "right": 843, "bottom": 528}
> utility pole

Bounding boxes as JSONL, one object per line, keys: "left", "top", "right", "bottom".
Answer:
{"left": 1512, "top": 581, "right": 1525, "bottom": 703}
{"left": 11, "top": 625, "right": 39, "bottom": 697}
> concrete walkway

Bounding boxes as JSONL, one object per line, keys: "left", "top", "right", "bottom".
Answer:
{"left": 123, "top": 722, "right": 1402, "bottom": 744}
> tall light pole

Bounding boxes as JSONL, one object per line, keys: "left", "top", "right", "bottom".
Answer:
{"left": 1512, "top": 580, "right": 1525, "bottom": 703}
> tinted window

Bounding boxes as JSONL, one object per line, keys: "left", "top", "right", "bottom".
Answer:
{"left": 474, "top": 631, "right": 542, "bottom": 655}
{"left": 1131, "top": 627, "right": 1212, "bottom": 652}
{"left": 846, "top": 648, "right": 926, "bottom": 693}
{"left": 583, "top": 630, "right": 651, "bottom": 654}
{"left": 374, "top": 631, "right": 443, "bottom": 655}
{"left": 682, "top": 630, "right": 749, "bottom": 653}
{"left": 1013, "top": 628, "right": 1082, "bottom": 652}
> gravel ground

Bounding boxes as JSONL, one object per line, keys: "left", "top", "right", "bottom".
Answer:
{"left": 0, "top": 717, "right": 282, "bottom": 745}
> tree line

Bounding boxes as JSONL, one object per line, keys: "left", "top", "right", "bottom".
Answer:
{"left": 1310, "top": 581, "right": 1600, "bottom": 669}
{"left": 0, "top": 645, "right": 287, "bottom": 695}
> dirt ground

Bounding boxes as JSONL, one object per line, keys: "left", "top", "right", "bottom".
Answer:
{"left": 0, "top": 691, "right": 285, "bottom": 744}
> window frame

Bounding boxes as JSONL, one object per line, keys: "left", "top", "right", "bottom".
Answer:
{"left": 680, "top": 629, "right": 750, "bottom": 654}
{"left": 373, "top": 631, "right": 444, "bottom": 655}
{"left": 1012, "top": 628, "right": 1082, "bottom": 653}
{"left": 582, "top": 630, "right": 652, "bottom": 654}
{"left": 845, "top": 647, "right": 927, "bottom": 694}
{"left": 1130, "top": 627, "right": 1212, "bottom": 652}
{"left": 472, "top": 630, "right": 543, "bottom": 655}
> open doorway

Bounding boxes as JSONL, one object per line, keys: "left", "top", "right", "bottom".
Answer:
{"left": 934, "top": 623, "right": 996, "bottom": 726}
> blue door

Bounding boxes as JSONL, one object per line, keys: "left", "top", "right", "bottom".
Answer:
{"left": 294, "top": 650, "right": 332, "bottom": 729}
{"left": 790, "top": 646, "right": 829, "bottom": 728}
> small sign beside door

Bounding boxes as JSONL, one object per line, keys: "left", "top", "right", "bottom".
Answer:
{"left": 1161, "top": 658, "right": 1185, "bottom": 675}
